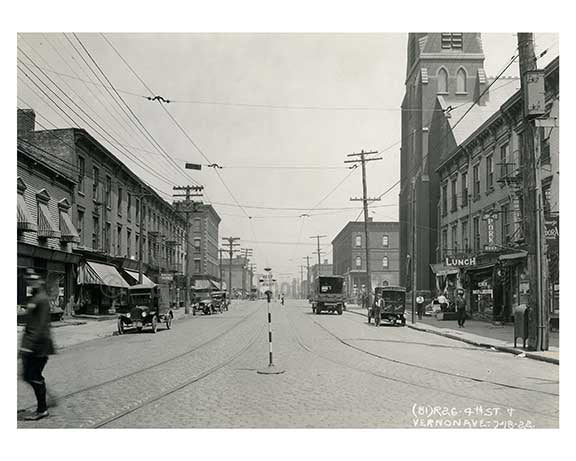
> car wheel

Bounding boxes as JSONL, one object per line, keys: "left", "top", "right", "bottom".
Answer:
{"left": 337, "top": 305, "right": 343, "bottom": 315}
{"left": 117, "top": 319, "right": 124, "bottom": 335}
{"left": 137, "top": 327, "right": 143, "bottom": 333}
{"left": 151, "top": 316, "right": 158, "bottom": 333}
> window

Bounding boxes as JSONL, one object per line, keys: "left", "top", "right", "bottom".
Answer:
{"left": 441, "top": 183, "right": 448, "bottom": 216}
{"left": 355, "top": 235, "right": 362, "bottom": 247}
{"left": 135, "top": 234, "right": 140, "bottom": 260}
{"left": 473, "top": 216, "right": 480, "bottom": 251}
{"left": 77, "top": 209, "right": 84, "bottom": 245}
{"left": 442, "top": 229, "right": 448, "bottom": 256}
{"left": 117, "top": 224, "right": 122, "bottom": 256}
{"left": 540, "top": 128, "right": 551, "bottom": 165}
{"left": 104, "top": 222, "right": 111, "bottom": 252}
{"left": 194, "top": 238, "right": 201, "bottom": 249}
{"left": 461, "top": 171, "right": 468, "bottom": 207}
{"left": 382, "top": 234, "right": 389, "bottom": 247}
{"left": 456, "top": 68, "right": 467, "bottom": 93}
{"left": 92, "top": 216, "right": 100, "bottom": 250}
{"left": 127, "top": 193, "right": 132, "bottom": 221}
{"left": 437, "top": 68, "right": 448, "bottom": 93}
{"left": 382, "top": 256, "right": 389, "bottom": 269}
{"left": 473, "top": 164, "right": 480, "bottom": 199}
{"left": 543, "top": 183, "right": 552, "bottom": 216}
{"left": 193, "top": 219, "right": 201, "bottom": 232}
{"left": 441, "top": 33, "right": 463, "bottom": 49}
{"left": 451, "top": 225, "right": 458, "bottom": 253}
{"left": 92, "top": 167, "right": 100, "bottom": 202}
{"left": 117, "top": 187, "right": 123, "bottom": 216}
{"left": 105, "top": 176, "right": 112, "bottom": 208}
{"left": 486, "top": 154, "right": 494, "bottom": 190}
{"left": 461, "top": 220, "right": 469, "bottom": 251}
{"left": 355, "top": 256, "right": 362, "bottom": 269}
{"left": 135, "top": 198, "right": 140, "bottom": 223}
{"left": 78, "top": 156, "right": 85, "bottom": 193}
{"left": 500, "top": 143, "right": 509, "bottom": 178}
{"left": 194, "top": 259, "right": 201, "bottom": 273}
{"left": 501, "top": 204, "right": 510, "bottom": 243}
{"left": 127, "top": 229, "right": 132, "bottom": 258}
{"left": 451, "top": 178, "right": 458, "bottom": 211}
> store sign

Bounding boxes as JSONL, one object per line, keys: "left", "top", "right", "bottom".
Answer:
{"left": 160, "top": 273, "right": 173, "bottom": 283}
{"left": 482, "top": 211, "right": 499, "bottom": 252}
{"left": 445, "top": 256, "right": 477, "bottom": 267}
{"left": 545, "top": 218, "right": 559, "bottom": 242}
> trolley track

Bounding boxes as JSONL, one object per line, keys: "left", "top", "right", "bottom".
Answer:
{"left": 18, "top": 303, "right": 262, "bottom": 414}
{"left": 93, "top": 321, "right": 265, "bottom": 428}
{"left": 285, "top": 308, "right": 558, "bottom": 419}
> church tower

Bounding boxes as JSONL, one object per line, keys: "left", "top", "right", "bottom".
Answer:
{"left": 399, "top": 33, "right": 487, "bottom": 297}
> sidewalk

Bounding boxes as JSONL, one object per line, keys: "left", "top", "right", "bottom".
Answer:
{"left": 345, "top": 305, "right": 559, "bottom": 365}
{"left": 16, "top": 308, "right": 192, "bottom": 351}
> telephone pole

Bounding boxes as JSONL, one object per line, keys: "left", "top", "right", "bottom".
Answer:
{"left": 222, "top": 237, "right": 241, "bottom": 301}
{"left": 411, "top": 180, "right": 417, "bottom": 324}
{"left": 303, "top": 256, "right": 311, "bottom": 298}
{"left": 345, "top": 150, "right": 382, "bottom": 307}
{"left": 299, "top": 265, "right": 307, "bottom": 299}
{"left": 218, "top": 248, "right": 226, "bottom": 289}
{"left": 240, "top": 248, "right": 253, "bottom": 298}
{"left": 517, "top": 33, "right": 549, "bottom": 350}
{"left": 173, "top": 185, "right": 204, "bottom": 314}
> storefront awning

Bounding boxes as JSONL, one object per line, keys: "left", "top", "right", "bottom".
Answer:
{"left": 37, "top": 202, "right": 61, "bottom": 239}
{"left": 125, "top": 270, "right": 155, "bottom": 287}
{"left": 17, "top": 193, "right": 37, "bottom": 232}
{"left": 498, "top": 250, "right": 528, "bottom": 261}
{"left": 78, "top": 261, "right": 130, "bottom": 288}
{"left": 59, "top": 210, "right": 80, "bottom": 243}
{"left": 430, "top": 263, "right": 460, "bottom": 276}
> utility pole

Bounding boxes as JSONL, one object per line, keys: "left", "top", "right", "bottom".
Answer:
{"left": 517, "top": 33, "right": 548, "bottom": 351}
{"left": 345, "top": 150, "right": 382, "bottom": 307}
{"left": 173, "top": 185, "right": 204, "bottom": 314}
{"left": 240, "top": 248, "right": 253, "bottom": 298}
{"left": 411, "top": 180, "right": 417, "bottom": 324}
{"left": 222, "top": 237, "right": 241, "bottom": 301}
{"left": 299, "top": 265, "right": 306, "bottom": 299}
{"left": 218, "top": 248, "right": 226, "bottom": 289}
{"left": 303, "top": 256, "right": 311, "bottom": 298}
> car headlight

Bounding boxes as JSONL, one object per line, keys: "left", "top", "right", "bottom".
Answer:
{"left": 126, "top": 313, "right": 131, "bottom": 318}
{"left": 142, "top": 311, "right": 147, "bottom": 317}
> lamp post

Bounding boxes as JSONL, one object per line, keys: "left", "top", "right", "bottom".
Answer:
{"left": 258, "top": 267, "right": 284, "bottom": 375}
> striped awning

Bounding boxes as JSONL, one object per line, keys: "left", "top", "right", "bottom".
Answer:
{"left": 37, "top": 202, "right": 61, "bottom": 239}
{"left": 78, "top": 261, "right": 130, "bottom": 288}
{"left": 59, "top": 209, "right": 80, "bottom": 243}
{"left": 125, "top": 270, "right": 155, "bottom": 287}
{"left": 17, "top": 193, "right": 37, "bottom": 232}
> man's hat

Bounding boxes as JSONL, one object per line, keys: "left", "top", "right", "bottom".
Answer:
{"left": 457, "top": 289, "right": 464, "bottom": 295}
{"left": 24, "top": 268, "right": 41, "bottom": 281}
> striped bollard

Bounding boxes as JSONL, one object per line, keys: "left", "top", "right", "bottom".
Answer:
{"left": 257, "top": 290, "right": 285, "bottom": 375}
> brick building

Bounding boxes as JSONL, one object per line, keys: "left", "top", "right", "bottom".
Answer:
{"left": 432, "top": 57, "right": 559, "bottom": 323}
{"left": 18, "top": 109, "right": 188, "bottom": 314}
{"left": 332, "top": 220, "right": 400, "bottom": 300}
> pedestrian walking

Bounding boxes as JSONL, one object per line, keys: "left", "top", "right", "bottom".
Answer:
{"left": 19, "top": 269, "right": 55, "bottom": 421}
{"left": 456, "top": 289, "right": 467, "bottom": 328}
{"left": 281, "top": 293, "right": 285, "bottom": 306}
{"left": 416, "top": 295, "right": 425, "bottom": 320}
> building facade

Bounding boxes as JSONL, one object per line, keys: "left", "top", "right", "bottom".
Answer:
{"left": 17, "top": 139, "right": 80, "bottom": 318}
{"left": 221, "top": 255, "right": 252, "bottom": 298}
{"left": 332, "top": 221, "right": 400, "bottom": 300}
{"left": 399, "top": 33, "right": 489, "bottom": 297}
{"left": 432, "top": 57, "right": 559, "bottom": 323}
{"left": 18, "top": 109, "right": 188, "bottom": 314}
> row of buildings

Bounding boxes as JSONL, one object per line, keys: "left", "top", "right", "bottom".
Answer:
{"left": 399, "top": 33, "right": 559, "bottom": 324}
{"left": 17, "top": 109, "right": 225, "bottom": 315}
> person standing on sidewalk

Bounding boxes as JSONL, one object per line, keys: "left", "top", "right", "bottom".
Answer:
{"left": 416, "top": 296, "right": 425, "bottom": 320}
{"left": 456, "top": 289, "right": 467, "bottom": 328}
{"left": 19, "top": 269, "right": 55, "bottom": 421}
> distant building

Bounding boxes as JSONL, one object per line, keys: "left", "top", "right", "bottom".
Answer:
{"left": 310, "top": 259, "right": 333, "bottom": 279}
{"left": 221, "top": 255, "right": 252, "bottom": 298}
{"left": 332, "top": 220, "right": 400, "bottom": 299}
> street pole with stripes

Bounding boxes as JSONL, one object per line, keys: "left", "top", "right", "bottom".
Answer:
{"left": 258, "top": 267, "right": 285, "bottom": 375}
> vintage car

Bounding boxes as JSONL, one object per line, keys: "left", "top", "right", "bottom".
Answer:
{"left": 368, "top": 286, "right": 407, "bottom": 326}
{"left": 211, "top": 290, "right": 229, "bottom": 312}
{"left": 193, "top": 295, "right": 216, "bottom": 315}
{"left": 117, "top": 283, "right": 173, "bottom": 334}
{"left": 310, "top": 276, "right": 346, "bottom": 315}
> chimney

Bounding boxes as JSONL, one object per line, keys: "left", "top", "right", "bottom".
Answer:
{"left": 17, "top": 109, "right": 36, "bottom": 136}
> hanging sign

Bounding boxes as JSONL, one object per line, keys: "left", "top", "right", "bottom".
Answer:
{"left": 482, "top": 211, "right": 499, "bottom": 252}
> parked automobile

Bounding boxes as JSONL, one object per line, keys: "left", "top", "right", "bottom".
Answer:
{"left": 368, "top": 286, "right": 407, "bottom": 326}
{"left": 117, "top": 283, "right": 173, "bottom": 334}
{"left": 193, "top": 296, "right": 215, "bottom": 315}
{"left": 211, "top": 290, "right": 229, "bottom": 312}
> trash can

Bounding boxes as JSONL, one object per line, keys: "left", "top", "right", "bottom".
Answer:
{"left": 514, "top": 304, "right": 529, "bottom": 349}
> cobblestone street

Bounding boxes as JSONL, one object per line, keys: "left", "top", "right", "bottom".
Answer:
{"left": 17, "top": 300, "right": 559, "bottom": 429}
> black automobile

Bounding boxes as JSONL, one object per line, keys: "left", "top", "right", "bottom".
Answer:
{"left": 118, "top": 284, "right": 173, "bottom": 334}
{"left": 193, "top": 296, "right": 215, "bottom": 315}
{"left": 368, "top": 286, "right": 407, "bottom": 326}
{"left": 211, "top": 291, "right": 229, "bottom": 312}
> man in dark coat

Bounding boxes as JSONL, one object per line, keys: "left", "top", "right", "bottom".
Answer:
{"left": 20, "top": 269, "right": 55, "bottom": 420}
{"left": 456, "top": 289, "right": 467, "bottom": 328}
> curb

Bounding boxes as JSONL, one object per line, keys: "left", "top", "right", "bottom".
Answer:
{"left": 346, "top": 309, "right": 559, "bottom": 365}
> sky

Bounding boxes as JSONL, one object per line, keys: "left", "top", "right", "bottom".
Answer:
{"left": 16, "top": 32, "right": 559, "bottom": 285}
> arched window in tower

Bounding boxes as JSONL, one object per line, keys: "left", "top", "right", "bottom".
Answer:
{"left": 456, "top": 68, "right": 467, "bottom": 93}
{"left": 437, "top": 68, "right": 448, "bottom": 93}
